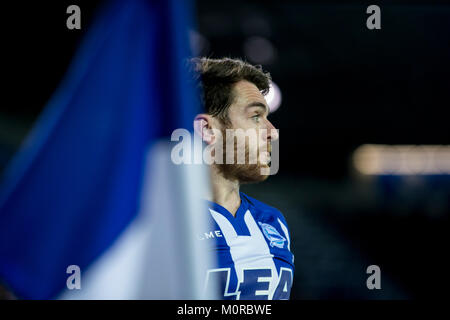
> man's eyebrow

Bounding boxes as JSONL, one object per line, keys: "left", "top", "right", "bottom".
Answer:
{"left": 245, "top": 102, "right": 269, "bottom": 114}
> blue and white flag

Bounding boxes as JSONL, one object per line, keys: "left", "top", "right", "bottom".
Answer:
{"left": 0, "top": 0, "right": 214, "bottom": 300}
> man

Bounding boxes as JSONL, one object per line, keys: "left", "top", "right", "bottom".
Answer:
{"left": 191, "top": 57, "right": 294, "bottom": 300}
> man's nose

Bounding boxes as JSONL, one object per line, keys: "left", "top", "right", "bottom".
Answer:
{"left": 265, "top": 119, "right": 279, "bottom": 141}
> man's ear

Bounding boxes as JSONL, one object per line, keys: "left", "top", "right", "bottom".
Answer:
{"left": 193, "top": 114, "right": 216, "bottom": 145}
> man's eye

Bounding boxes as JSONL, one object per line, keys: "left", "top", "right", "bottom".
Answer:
{"left": 252, "top": 115, "right": 261, "bottom": 122}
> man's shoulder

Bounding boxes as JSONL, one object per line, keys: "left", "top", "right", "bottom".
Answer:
{"left": 240, "top": 192, "right": 286, "bottom": 222}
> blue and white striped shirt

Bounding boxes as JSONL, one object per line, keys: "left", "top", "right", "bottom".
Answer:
{"left": 202, "top": 192, "right": 294, "bottom": 300}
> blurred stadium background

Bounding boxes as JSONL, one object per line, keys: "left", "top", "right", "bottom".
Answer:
{"left": 1, "top": 1, "right": 449, "bottom": 299}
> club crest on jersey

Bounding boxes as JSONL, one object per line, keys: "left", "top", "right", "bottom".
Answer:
{"left": 258, "top": 222, "right": 286, "bottom": 248}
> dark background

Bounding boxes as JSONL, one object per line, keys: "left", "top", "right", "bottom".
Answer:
{"left": 1, "top": 1, "right": 449, "bottom": 299}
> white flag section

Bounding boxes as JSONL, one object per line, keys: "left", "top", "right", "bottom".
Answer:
{"left": 59, "top": 142, "right": 216, "bottom": 299}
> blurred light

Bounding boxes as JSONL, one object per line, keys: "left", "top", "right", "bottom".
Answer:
{"left": 265, "top": 81, "right": 282, "bottom": 113}
{"left": 353, "top": 144, "right": 450, "bottom": 175}
{"left": 243, "top": 36, "right": 276, "bottom": 65}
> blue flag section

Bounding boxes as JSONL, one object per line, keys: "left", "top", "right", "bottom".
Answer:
{"left": 0, "top": 0, "right": 208, "bottom": 300}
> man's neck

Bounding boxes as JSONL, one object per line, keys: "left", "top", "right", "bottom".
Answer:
{"left": 209, "top": 166, "right": 241, "bottom": 217}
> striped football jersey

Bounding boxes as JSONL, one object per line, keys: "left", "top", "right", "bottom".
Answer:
{"left": 201, "top": 192, "right": 294, "bottom": 300}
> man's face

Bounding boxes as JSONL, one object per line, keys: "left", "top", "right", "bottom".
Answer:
{"left": 217, "top": 80, "right": 278, "bottom": 183}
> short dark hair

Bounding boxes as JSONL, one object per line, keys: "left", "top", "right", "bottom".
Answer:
{"left": 190, "top": 57, "right": 271, "bottom": 124}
